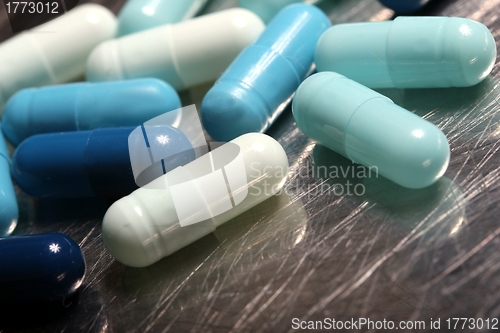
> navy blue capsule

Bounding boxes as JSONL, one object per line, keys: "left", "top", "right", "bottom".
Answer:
{"left": 378, "top": 0, "right": 432, "bottom": 13}
{"left": 12, "top": 126, "right": 195, "bottom": 198}
{"left": 0, "top": 233, "right": 85, "bottom": 305}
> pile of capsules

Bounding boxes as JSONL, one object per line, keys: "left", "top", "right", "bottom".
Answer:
{"left": 0, "top": 0, "right": 496, "bottom": 306}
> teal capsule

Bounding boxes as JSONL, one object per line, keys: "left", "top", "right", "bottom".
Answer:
{"left": 118, "top": 0, "right": 208, "bottom": 36}
{"left": 292, "top": 72, "right": 450, "bottom": 189}
{"left": 315, "top": 17, "right": 497, "bottom": 88}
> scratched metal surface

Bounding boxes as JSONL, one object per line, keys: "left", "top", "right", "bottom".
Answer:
{"left": 1, "top": 0, "right": 500, "bottom": 332}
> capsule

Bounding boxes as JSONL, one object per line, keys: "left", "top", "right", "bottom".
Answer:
{"left": 378, "top": 0, "right": 432, "bottom": 14}
{"left": 201, "top": 4, "right": 330, "bottom": 142}
{"left": 0, "top": 4, "right": 117, "bottom": 113}
{"left": 118, "top": 0, "right": 208, "bottom": 36}
{"left": 12, "top": 126, "right": 195, "bottom": 198}
{"left": 0, "top": 233, "right": 85, "bottom": 305}
{"left": 86, "top": 9, "right": 265, "bottom": 91}
{"left": 292, "top": 72, "right": 450, "bottom": 189}
{"left": 102, "top": 133, "right": 289, "bottom": 267}
{"left": 315, "top": 17, "right": 497, "bottom": 88}
{"left": 238, "top": 0, "right": 305, "bottom": 23}
{"left": 0, "top": 128, "right": 17, "bottom": 237}
{"left": 2, "top": 79, "right": 181, "bottom": 146}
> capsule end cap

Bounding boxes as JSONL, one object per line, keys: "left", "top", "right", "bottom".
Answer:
{"left": 49, "top": 233, "right": 87, "bottom": 299}
{"left": 201, "top": 82, "right": 269, "bottom": 142}
{"left": 384, "top": 127, "right": 450, "bottom": 190}
{"left": 102, "top": 199, "right": 156, "bottom": 267}
{"left": 454, "top": 18, "right": 497, "bottom": 86}
{"left": 2, "top": 90, "right": 34, "bottom": 146}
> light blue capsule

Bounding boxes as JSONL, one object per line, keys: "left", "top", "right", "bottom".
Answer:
{"left": 292, "top": 72, "right": 450, "bottom": 189}
{"left": 315, "top": 17, "right": 497, "bottom": 88}
{"left": 2, "top": 79, "right": 181, "bottom": 146}
{"left": 118, "top": 0, "right": 208, "bottom": 36}
{"left": 201, "top": 4, "right": 330, "bottom": 141}
{"left": 0, "top": 127, "right": 18, "bottom": 237}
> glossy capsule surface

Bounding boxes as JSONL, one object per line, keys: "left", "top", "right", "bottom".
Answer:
{"left": 0, "top": 128, "right": 17, "bottom": 237}
{"left": 102, "top": 133, "right": 289, "bottom": 267}
{"left": 293, "top": 72, "right": 450, "bottom": 189}
{"left": 118, "top": 0, "right": 208, "bottom": 36}
{"left": 0, "top": 4, "right": 117, "bottom": 113}
{"left": 201, "top": 4, "right": 330, "bottom": 141}
{"left": 2, "top": 79, "right": 181, "bottom": 146}
{"left": 315, "top": 17, "right": 496, "bottom": 88}
{"left": 0, "top": 233, "right": 85, "bottom": 305}
{"left": 86, "top": 9, "right": 265, "bottom": 91}
{"left": 12, "top": 126, "right": 194, "bottom": 198}
{"left": 378, "top": 0, "right": 432, "bottom": 13}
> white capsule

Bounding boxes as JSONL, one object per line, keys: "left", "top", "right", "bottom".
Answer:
{"left": 0, "top": 4, "right": 117, "bottom": 112}
{"left": 86, "top": 8, "right": 265, "bottom": 91}
{"left": 102, "top": 133, "right": 289, "bottom": 267}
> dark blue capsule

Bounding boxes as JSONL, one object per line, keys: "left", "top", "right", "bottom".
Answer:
{"left": 0, "top": 233, "right": 86, "bottom": 305}
{"left": 12, "top": 126, "right": 195, "bottom": 198}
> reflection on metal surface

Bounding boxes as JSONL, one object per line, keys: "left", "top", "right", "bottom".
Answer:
{"left": 362, "top": 176, "right": 466, "bottom": 240}
{"left": 214, "top": 190, "right": 308, "bottom": 250}
{"left": 2, "top": 0, "right": 500, "bottom": 331}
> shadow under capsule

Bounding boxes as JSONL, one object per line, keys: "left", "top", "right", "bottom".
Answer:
{"left": 362, "top": 174, "right": 466, "bottom": 237}
{"left": 376, "top": 76, "right": 499, "bottom": 119}
{"left": 310, "top": 144, "right": 368, "bottom": 198}
{"left": 0, "top": 286, "right": 108, "bottom": 333}
{"left": 11, "top": 189, "right": 109, "bottom": 236}
{"left": 119, "top": 190, "right": 307, "bottom": 300}
{"left": 33, "top": 197, "right": 109, "bottom": 225}
{"left": 388, "top": 0, "right": 457, "bottom": 19}
{"left": 0, "top": 295, "right": 80, "bottom": 331}
{"left": 311, "top": 144, "right": 466, "bottom": 239}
